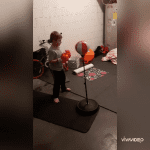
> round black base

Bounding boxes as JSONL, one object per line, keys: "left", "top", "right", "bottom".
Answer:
{"left": 76, "top": 99, "right": 99, "bottom": 115}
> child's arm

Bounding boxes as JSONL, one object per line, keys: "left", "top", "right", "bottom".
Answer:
{"left": 50, "top": 58, "right": 62, "bottom": 63}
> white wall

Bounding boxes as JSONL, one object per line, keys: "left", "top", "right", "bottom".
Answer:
{"left": 33, "top": 0, "right": 104, "bottom": 57}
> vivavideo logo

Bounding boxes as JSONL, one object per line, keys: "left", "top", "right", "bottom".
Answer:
{"left": 121, "top": 136, "right": 144, "bottom": 143}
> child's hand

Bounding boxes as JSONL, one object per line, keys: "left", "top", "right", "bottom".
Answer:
{"left": 57, "top": 58, "right": 62, "bottom": 62}
{"left": 63, "top": 63, "right": 68, "bottom": 71}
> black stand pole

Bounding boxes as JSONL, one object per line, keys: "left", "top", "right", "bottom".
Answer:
{"left": 83, "top": 59, "right": 89, "bottom": 105}
{"left": 76, "top": 56, "right": 99, "bottom": 115}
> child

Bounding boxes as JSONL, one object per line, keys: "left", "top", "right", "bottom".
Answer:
{"left": 48, "top": 31, "right": 71, "bottom": 103}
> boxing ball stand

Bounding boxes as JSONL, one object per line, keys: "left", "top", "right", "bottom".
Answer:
{"left": 76, "top": 56, "right": 99, "bottom": 115}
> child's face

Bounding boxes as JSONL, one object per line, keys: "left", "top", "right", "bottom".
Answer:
{"left": 53, "top": 38, "right": 62, "bottom": 47}
{"left": 57, "top": 38, "right": 62, "bottom": 46}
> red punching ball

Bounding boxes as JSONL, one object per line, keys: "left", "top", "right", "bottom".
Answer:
{"left": 75, "top": 41, "right": 89, "bottom": 56}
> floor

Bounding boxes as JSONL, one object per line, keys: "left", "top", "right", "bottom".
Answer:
{"left": 33, "top": 56, "right": 117, "bottom": 150}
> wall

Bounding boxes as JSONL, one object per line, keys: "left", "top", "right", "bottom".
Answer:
{"left": 33, "top": 0, "right": 104, "bottom": 57}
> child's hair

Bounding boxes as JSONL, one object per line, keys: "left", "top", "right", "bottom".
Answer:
{"left": 48, "top": 31, "right": 62, "bottom": 43}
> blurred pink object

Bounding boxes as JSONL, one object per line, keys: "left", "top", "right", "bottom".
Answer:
{"left": 89, "top": 73, "right": 96, "bottom": 76}
{"left": 101, "top": 71, "right": 107, "bottom": 75}
{"left": 77, "top": 73, "right": 84, "bottom": 77}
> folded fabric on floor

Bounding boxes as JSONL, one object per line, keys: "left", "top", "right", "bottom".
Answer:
{"left": 101, "top": 48, "right": 117, "bottom": 65}
{"left": 77, "top": 67, "right": 108, "bottom": 81}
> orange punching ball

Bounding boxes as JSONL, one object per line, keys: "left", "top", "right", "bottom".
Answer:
{"left": 83, "top": 49, "right": 95, "bottom": 64}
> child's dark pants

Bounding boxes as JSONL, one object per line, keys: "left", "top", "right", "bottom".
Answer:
{"left": 51, "top": 69, "right": 67, "bottom": 99}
